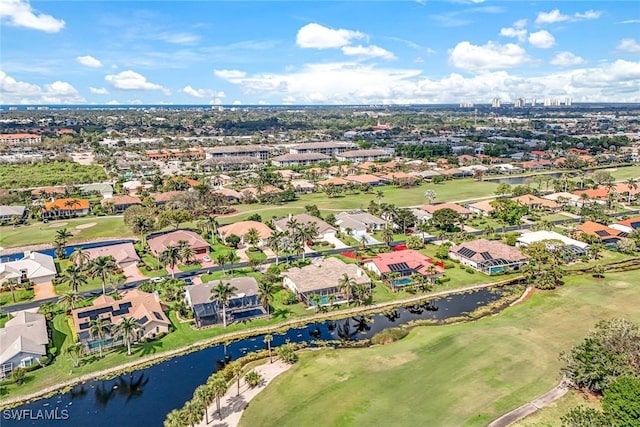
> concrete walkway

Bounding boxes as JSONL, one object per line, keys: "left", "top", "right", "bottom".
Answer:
{"left": 195, "top": 360, "right": 292, "bottom": 427}
{"left": 487, "top": 380, "right": 569, "bottom": 427}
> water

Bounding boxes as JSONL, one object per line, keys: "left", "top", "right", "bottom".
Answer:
{"left": 485, "top": 172, "right": 563, "bottom": 186}
{"left": 391, "top": 278, "right": 413, "bottom": 287}
{"left": 1, "top": 287, "right": 508, "bottom": 426}
{"left": 0, "top": 240, "right": 135, "bottom": 263}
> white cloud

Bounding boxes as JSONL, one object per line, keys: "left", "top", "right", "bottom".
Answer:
{"left": 89, "top": 87, "right": 109, "bottom": 95}
{"left": 500, "top": 19, "right": 528, "bottom": 42}
{"left": 550, "top": 52, "right": 585, "bottom": 67}
{"left": 106, "top": 100, "right": 120, "bottom": 105}
{"left": 0, "top": 0, "right": 65, "bottom": 33}
{"left": 536, "top": 9, "right": 603, "bottom": 25}
{"left": 575, "top": 10, "right": 602, "bottom": 20}
{"left": 449, "top": 41, "right": 530, "bottom": 71}
{"left": 0, "top": 70, "right": 85, "bottom": 104}
{"left": 182, "top": 86, "right": 225, "bottom": 98}
{"left": 214, "top": 69, "right": 247, "bottom": 79}
{"left": 76, "top": 55, "right": 102, "bottom": 68}
{"left": 620, "top": 19, "right": 640, "bottom": 24}
{"left": 536, "top": 9, "right": 570, "bottom": 25}
{"left": 617, "top": 38, "right": 640, "bottom": 53}
{"left": 155, "top": 32, "right": 200, "bottom": 45}
{"left": 296, "top": 23, "right": 366, "bottom": 49}
{"left": 529, "top": 30, "right": 555, "bottom": 48}
{"left": 341, "top": 45, "right": 396, "bottom": 60}
{"left": 105, "top": 70, "right": 167, "bottom": 93}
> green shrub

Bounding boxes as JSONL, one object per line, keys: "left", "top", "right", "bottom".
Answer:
{"left": 244, "top": 370, "right": 263, "bottom": 388}
{"left": 465, "top": 268, "right": 476, "bottom": 274}
{"left": 436, "top": 276, "right": 451, "bottom": 284}
{"left": 372, "top": 327, "right": 409, "bottom": 345}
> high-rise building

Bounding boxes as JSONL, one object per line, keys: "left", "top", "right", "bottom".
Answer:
{"left": 565, "top": 97, "right": 572, "bottom": 106}
{"left": 530, "top": 98, "right": 537, "bottom": 107}
{"left": 514, "top": 98, "right": 525, "bottom": 108}
{"left": 491, "top": 98, "right": 501, "bottom": 108}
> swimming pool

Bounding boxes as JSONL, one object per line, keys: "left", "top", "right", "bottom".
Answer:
{"left": 391, "top": 278, "right": 413, "bottom": 287}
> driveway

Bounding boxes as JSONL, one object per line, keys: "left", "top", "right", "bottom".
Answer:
{"left": 123, "top": 265, "right": 147, "bottom": 282}
{"left": 322, "top": 234, "right": 349, "bottom": 249}
{"left": 33, "top": 281, "right": 56, "bottom": 300}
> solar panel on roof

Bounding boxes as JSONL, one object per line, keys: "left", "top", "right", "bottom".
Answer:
{"left": 388, "top": 262, "right": 410, "bottom": 272}
{"left": 458, "top": 247, "right": 476, "bottom": 258}
{"left": 481, "top": 252, "right": 493, "bottom": 260}
{"left": 595, "top": 230, "right": 610, "bottom": 237}
{"left": 77, "top": 306, "right": 112, "bottom": 319}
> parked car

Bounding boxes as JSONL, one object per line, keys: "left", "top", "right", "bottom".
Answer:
{"left": 150, "top": 277, "right": 165, "bottom": 283}
{"left": 183, "top": 278, "right": 193, "bottom": 285}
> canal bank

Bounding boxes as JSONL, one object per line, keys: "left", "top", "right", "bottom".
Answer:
{"left": 0, "top": 279, "right": 524, "bottom": 423}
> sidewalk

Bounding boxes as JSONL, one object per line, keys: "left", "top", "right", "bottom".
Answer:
{"left": 195, "top": 360, "right": 292, "bottom": 427}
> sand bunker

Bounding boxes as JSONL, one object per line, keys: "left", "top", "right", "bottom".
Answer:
{"left": 49, "top": 222, "right": 68, "bottom": 228}
{"left": 608, "top": 281, "right": 631, "bottom": 289}
{"left": 75, "top": 222, "right": 97, "bottom": 229}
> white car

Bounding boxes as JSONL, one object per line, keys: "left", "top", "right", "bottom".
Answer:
{"left": 150, "top": 277, "right": 165, "bottom": 283}
{"left": 202, "top": 255, "right": 212, "bottom": 262}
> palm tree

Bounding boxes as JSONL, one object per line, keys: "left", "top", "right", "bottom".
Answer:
{"left": 359, "top": 234, "right": 368, "bottom": 250}
{"left": 297, "top": 223, "right": 318, "bottom": 260}
{"left": 54, "top": 228, "right": 73, "bottom": 258}
{"left": 264, "top": 334, "right": 273, "bottom": 363}
{"left": 309, "top": 294, "right": 322, "bottom": 312}
{"left": 160, "top": 246, "right": 181, "bottom": 278}
{"left": 215, "top": 253, "right": 227, "bottom": 275}
{"left": 164, "top": 409, "right": 187, "bottom": 427}
{"left": 88, "top": 318, "right": 110, "bottom": 358}
{"left": 245, "top": 227, "right": 261, "bottom": 249}
{"left": 375, "top": 190, "right": 384, "bottom": 206}
{"left": 61, "top": 265, "right": 88, "bottom": 293}
{"left": 132, "top": 216, "right": 153, "bottom": 246}
{"left": 226, "top": 251, "right": 239, "bottom": 275}
{"left": 338, "top": 273, "right": 356, "bottom": 303}
{"left": 58, "top": 290, "right": 81, "bottom": 310}
{"left": 257, "top": 281, "right": 277, "bottom": 314}
{"left": 180, "top": 245, "right": 195, "bottom": 265}
{"left": 193, "top": 384, "right": 214, "bottom": 425}
{"left": 266, "top": 231, "right": 286, "bottom": 265}
{"left": 424, "top": 189, "right": 436, "bottom": 204}
{"left": 207, "top": 374, "right": 228, "bottom": 420}
{"left": 626, "top": 178, "right": 638, "bottom": 205}
{"left": 89, "top": 256, "right": 117, "bottom": 295}
{"left": 69, "top": 248, "right": 90, "bottom": 269}
{"left": 183, "top": 400, "right": 204, "bottom": 427}
{"left": 66, "top": 342, "right": 84, "bottom": 368}
{"left": 382, "top": 225, "right": 394, "bottom": 247}
{"left": 113, "top": 317, "right": 141, "bottom": 356}
{"left": 229, "top": 361, "right": 243, "bottom": 396}
{"left": 211, "top": 281, "right": 237, "bottom": 327}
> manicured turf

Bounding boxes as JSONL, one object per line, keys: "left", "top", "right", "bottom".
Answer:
{"left": 513, "top": 390, "right": 601, "bottom": 427}
{"left": 603, "top": 165, "right": 640, "bottom": 181}
{"left": 239, "top": 272, "right": 640, "bottom": 427}
{"left": 0, "top": 162, "right": 107, "bottom": 189}
{"left": 0, "top": 216, "right": 134, "bottom": 248}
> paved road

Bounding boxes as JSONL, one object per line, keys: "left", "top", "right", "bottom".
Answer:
{"left": 487, "top": 380, "right": 569, "bottom": 427}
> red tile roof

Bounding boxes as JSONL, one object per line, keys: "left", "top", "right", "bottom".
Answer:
{"left": 367, "top": 249, "right": 444, "bottom": 276}
{"left": 420, "top": 203, "right": 471, "bottom": 215}
{"left": 43, "top": 198, "right": 90, "bottom": 211}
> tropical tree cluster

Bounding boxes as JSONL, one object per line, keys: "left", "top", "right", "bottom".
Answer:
{"left": 522, "top": 241, "right": 564, "bottom": 290}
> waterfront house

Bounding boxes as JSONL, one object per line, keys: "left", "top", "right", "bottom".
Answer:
{"left": 449, "top": 239, "right": 528, "bottom": 275}
{"left": 0, "top": 312, "right": 48, "bottom": 377}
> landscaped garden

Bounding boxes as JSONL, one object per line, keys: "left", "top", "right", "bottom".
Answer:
{"left": 0, "top": 162, "right": 107, "bottom": 189}
{"left": 239, "top": 271, "right": 640, "bottom": 427}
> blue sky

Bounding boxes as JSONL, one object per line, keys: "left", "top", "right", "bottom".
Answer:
{"left": 1, "top": 0, "right": 639, "bottom": 105}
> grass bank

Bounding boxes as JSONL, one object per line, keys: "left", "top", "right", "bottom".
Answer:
{"left": 239, "top": 272, "right": 640, "bottom": 427}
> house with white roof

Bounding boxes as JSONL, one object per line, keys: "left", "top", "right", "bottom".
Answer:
{"left": 0, "top": 312, "right": 48, "bottom": 377}
{"left": 516, "top": 230, "right": 589, "bottom": 256}
{"left": 335, "top": 211, "right": 387, "bottom": 233}
{"left": 0, "top": 252, "right": 57, "bottom": 285}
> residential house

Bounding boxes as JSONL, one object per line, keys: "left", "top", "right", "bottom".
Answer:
{"left": 381, "top": 172, "right": 420, "bottom": 186}
{"left": 212, "top": 188, "right": 243, "bottom": 204}
{"left": 42, "top": 198, "right": 90, "bottom": 219}
{"left": 363, "top": 249, "right": 445, "bottom": 291}
{"left": 147, "top": 230, "right": 210, "bottom": 256}
{"left": 420, "top": 203, "right": 472, "bottom": 220}
{"left": 184, "top": 277, "right": 265, "bottom": 327}
{"left": 512, "top": 194, "right": 560, "bottom": 211}
{"left": 78, "top": 183, "right": 114, "bottom": 199}
{"left": 0, "top": 133, "right": 42, "bottom": 145}
{"left": 335, "top": 211, "right": 387, "bottom": 234}
{"left": 103, "top": 195, "right": 141, "bottom": 214}
{"left": 205, "top": 145, "right": 272, "bottom": 160}
{"left": 282, "top": 257, "right": 371, "bottom": 306}
{"left": 83, "top": 242, "right": 140, "bottom": 269}
{"left": 289, "top": 141, "right": 356, "bottom": 156}
{"left": 336, "top": 149, "right": 390, "bottom": 163}
{"left": 516, "top": 230, "right": 589, "bottom": 256}
{"left": 289, "top": 179, "right": 316, "bottom": 194}
{"left": 543, "top": 192, "right": 584, "bottom": 207}
{"left": 410, "top": 170, "right": 443, "bottom": 181}
{"left": 0, "top": 252, "right": 57, "bottom": 285}
{"left": 344, "top": 174, "right": 387, "bottom": 186}
{"left": 31, "top": 186, "right": 65, "bottom": 198}
{"left": 467, "top": 200, "right": 495, "bottom": 217}
{"left": 449, "top": 239, "right": 528, "bottom": 275}
{"left": 151, "top": 190, "right": 186, "bottom": 206}
{"left": 575, "top": 221, "right": 626, "bottom": 246}
{"left": 199, "top": 156, "right": 264, "bottom": 172}
{"left": 317, "top": 177, "right": 349, "bottom": 187}
{"left": 610, "top": 217, "right": 640, "bottom": 234}
{"left": 271, "top": 153, "right": 331, "bottom": 167}
{"left": 71, "top": 290, "right": 170, "bottom": 352}
{"left": 0, "top": 205, "right": 27, "bottom": 224}
{"left": 218, "top": 221, "right": 273, "bottom": 247}
{"left": 0, "top": 312, "right": 48, "bottom": 377}
{"left": 273, "top": 213, "right": 337, "bottom": 240}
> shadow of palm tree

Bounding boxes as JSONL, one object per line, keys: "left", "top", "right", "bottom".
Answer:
{"left": 94, "top": 382, "right": 116, "bottom": 407}
{"left": 115, "top": 373, "right": 149, "bottom": 403}
{"left": 135, "top": 340, "right": 164, "bottom": 356}
{"left": 68, "top": 384, "right": 88, "bottom": 399}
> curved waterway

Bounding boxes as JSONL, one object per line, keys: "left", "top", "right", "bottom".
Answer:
{"left": 2, "top": 287, "right": 509, "bottom": 426}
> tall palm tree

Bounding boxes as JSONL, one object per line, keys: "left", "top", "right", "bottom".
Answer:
{"left": 338, "top": 273, "right": 356, "bottom": 303}
{"left": 193, "top": 384, "right": 214, "bottom": 425}
{"left": 264, "top": 334, "right": 273, "bottom": 363}
{"left": 424, "top": 189, "right": 436, "bottom": 204}
{"left": 207, "top": 374, "right": 228, "bottom": 420}
{"left": 215, "top": 253, "right": 227, "bottom": 275}
{"left": 626, "top": 178, "right": 638, "bottom": 205}
{"left": 89, "top": 256, "right": 117, "bottom": 295}
{"left": 266, "top": 231, "right": 286, "bottom": 265}
{"left": 229, "top": 361, "right": 243, "bottom": 396}
{"left": 183, "top": 400, "right": 204, "bottom": 427}
{"left": 257, "top": 281, "right": 277, "bottom": 314}
{"left": 113, "top": 317, "right": 141, "bottom": 356}
{"left": 297, "top": 223, "right": 318, "bottom": 260}
{"left": 132, "top": 216, "right": 153, "bottom": 246}
{"left": 359, "top": 234, "right": 368, "bottom": 250}
{"left": 382, "top": 225, "right": 394, "bottom": 247}
{"left": 164, "top": 409, "right": 187, "bottom": 427}
{"left": 88, "top": 318, "right": 110, "bottom": 358}
{"left": 69, "top": 248, "right": 90, "bottom": 269}
{"left": 375, "top": 190, "right": 384, "bottom": 206}
{"left": 61, "top": 265, "right": 88, "bottom": 293}
{"left": 180, "top": 245, "right": 195, "bottom": 265}
{"left": 66, "top": 342, "right": 84, "bottom": 368}
{"left": 211, "top": 281, "right": 237, "bottom": 327}
{"left": 160, "top": 246, "right": 182, "bottom": 278}
{"left": 226, "top": 251, "right": 239, "bottom": 275}
{"left": 58, "top": 290, "right": 81, "bottom": 310}
{"left": 54, "top": 228, "right": 73, "bottom": 258}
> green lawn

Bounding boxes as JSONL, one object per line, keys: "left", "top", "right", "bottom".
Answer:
{"left": 139, "top": 254, "right": 168, "bottom": 277}
{"left": 0, "top": 288, "right": 34, "bottom": 306}
{"left": 603, "top": 165, "right": 640, "bottom": 181}
{"left": 239, "top": 272, "right": 640, "bottom": 427}
{"left": 177, "top": 263, "right": 202, "bottom": 272}
{"left": 0, "top": 216, "right": 134, "bottom": 248}
{"left": 0, "top": 162, "right": 107, "bottom": 189}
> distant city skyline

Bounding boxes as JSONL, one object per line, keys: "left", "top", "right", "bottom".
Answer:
{"left": 1, "top": 1, "right": 639, "bottom": 105}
